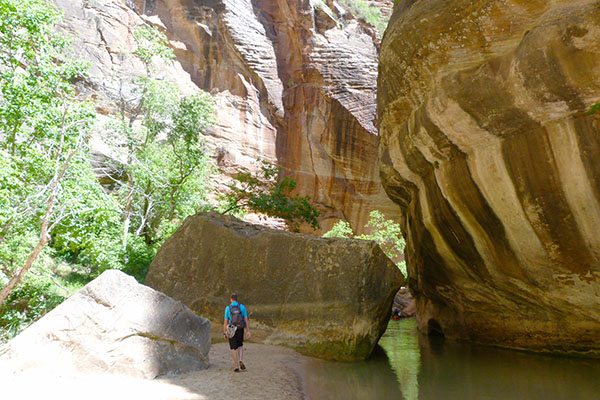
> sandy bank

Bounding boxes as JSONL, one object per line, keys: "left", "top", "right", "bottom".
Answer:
{"left": 0, "top": 342, "right": 308, "bottom": 400}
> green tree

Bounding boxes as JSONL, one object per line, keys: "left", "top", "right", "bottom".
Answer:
{"left": 48, "top": 157, "right": 123, "bottom": 273}
{"left": 106, "top": 25, "right": 215, "bottom": 251}
{"left": 323, "top": 220, "right": 353, "bottom": 238}
{"left": 337, "top": 0, "right": 389, "bottom": 33}
{"left": 221, "top": 162, "right": 320, "bottom": 230}
{"left": 0, "top": 0, "right": 96, "bottom": 305}
{"left": 0, "top": 6, "right": 216, "bottom": 339}
{"left": 323, "top": 211, "right": 406, "bottom": 276}
{"left": 357, "top": 210, "right": 405, "bottom": 261}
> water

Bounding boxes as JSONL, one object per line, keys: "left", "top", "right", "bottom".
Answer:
{"left": 303, "top": 319, "right": 600, "bottom": 400}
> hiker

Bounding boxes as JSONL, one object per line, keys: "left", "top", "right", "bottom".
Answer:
{"left": 223, "top": 293, "right": 251, "bottom": 372}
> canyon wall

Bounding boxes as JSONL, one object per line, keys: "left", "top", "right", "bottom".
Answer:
{"left": 379, "top": 0, "right": 600, "bottom": 355}
{"left": 58, "top": 0, "right": 399, "bottom": 233}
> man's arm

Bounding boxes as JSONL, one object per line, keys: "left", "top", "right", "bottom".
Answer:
{"left": 244, "top": 317, "right": 251, "bottom": 339}
{"left": 223, "top": 306, "right": 229, "bottom": 338}
{"left": 241, "top": 304, "right": 251, "bottom": 339}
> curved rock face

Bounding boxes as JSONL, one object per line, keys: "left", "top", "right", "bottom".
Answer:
{"left": 58, "top": 0, "right": 399, "bottom": 233}
{"left": 145, "top": 212, "right": 403, "bottom": 361}
{"left": 0, "top": 270, "right": 210, "bottom": 377}
{"left": 379, "top": 0, "right": 600, "bottom": 355}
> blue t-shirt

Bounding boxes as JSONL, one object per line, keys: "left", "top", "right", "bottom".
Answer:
{"left": 224, "top": 301, "right": 248, "bottom": 322}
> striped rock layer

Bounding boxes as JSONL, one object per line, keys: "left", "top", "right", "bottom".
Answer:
{"left": 379, "top": 0, "right": 600, "bottom": 355}
{"left": 127, "top": 0, "right": 399, "bottom": 233}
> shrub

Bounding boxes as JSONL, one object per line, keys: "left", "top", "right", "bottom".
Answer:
{"left": 221, "top": 162, "right": 320, "bottom": 230}
{"left": 323, "top": 210, "right": 407, "bottom": 276}
{"left": 337, "top": 0, "right": 389, "bottom": 33}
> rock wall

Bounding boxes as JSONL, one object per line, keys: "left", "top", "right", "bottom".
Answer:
{"left": 54, "top": 0, "right": 200, "bottom": 178}
{"left": 379, "top": 0, "right": 600, "bottom": 355}
{"left": 145, "top": 212, "right": 403, "bottom": 361}
{"left": 57, "top": 0, "right": 399, "bottom": 234}
{"left": 135, "top": 0, "right": 400, "bottom": 233}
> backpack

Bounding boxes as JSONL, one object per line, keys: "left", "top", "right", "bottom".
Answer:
{"left": 229, "top": 304, "right": 245, "bottom": 328}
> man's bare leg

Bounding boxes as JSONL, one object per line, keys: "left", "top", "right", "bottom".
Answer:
{"left": 238, "top": 346, "right": 246, "bottom": 370}
{"left": 230, "top": 348, "right": 239, "bottom": 371}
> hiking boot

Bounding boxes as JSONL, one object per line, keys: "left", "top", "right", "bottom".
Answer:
{"left": 239, "top": 361, "right": 246, "bottom": 371}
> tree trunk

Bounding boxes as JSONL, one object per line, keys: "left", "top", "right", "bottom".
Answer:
{"left": 122, "top": 173, "right": 134, "bottom": 253}
{"left": 0, "top": 186, "right": 55, "bottom": 306}
{"left": 0, "top": 134, "right": 82, "bottom": 307}
{"left": 0, "top": 232, "right": 49, "bottom": 304}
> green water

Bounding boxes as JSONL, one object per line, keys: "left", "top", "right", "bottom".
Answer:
{"left": 303, "top": 318, "right": 600, "bottom": 400}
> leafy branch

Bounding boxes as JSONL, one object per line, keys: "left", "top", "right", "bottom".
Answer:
{"left": 221, "top": 162, "right": 320, "bottom": 231}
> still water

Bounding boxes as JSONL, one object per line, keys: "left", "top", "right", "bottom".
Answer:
{"left": 303, "top": 318, "right": 600, "bottom": 400}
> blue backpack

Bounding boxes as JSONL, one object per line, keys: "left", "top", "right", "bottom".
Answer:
{"left": 229, "top": 304, "right": 245, "bottom": 328}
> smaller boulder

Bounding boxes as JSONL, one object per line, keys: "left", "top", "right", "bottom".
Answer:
{"left": 0, "top": 270, "right": 210, "bottom": 378}
{"left": 392, "top": 287, "right": 416, "bottom": 319}
{"left": 314, "top": 2, "right": 338, "bottom": 33}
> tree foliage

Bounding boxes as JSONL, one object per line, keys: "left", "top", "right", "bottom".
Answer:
{"left": 323, "top": 211, "right": 406, "bottom": 276}
{"left": 357, "top": 211, "right": 405, "bottom": 261}
{"left": 337, "top": 0, "right": 389, "bottom": 33}
{"left": 0, "top": 9, "right": 216, "bottom": 340}
{"left": 221, "top": 162, "right": 320, "bottom": 230}
{"left": 322, "top": 220, "right": 353, "bottom": 239}
{"left": 107, "top": 25, "right": 215, "bottom": 249}
{"left": 0, "top": 0, "right": 100, "bottom": 330}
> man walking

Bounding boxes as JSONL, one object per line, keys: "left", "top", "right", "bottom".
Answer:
{"left": 223, "top": 293, "right": 251, "bottom": 372}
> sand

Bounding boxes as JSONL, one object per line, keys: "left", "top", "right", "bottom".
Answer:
{"left": 0, "top": 342, "right": 308, "bottom": 400}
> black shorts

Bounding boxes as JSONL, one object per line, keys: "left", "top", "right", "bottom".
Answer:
{"left": 229, "top": 327, "right": 244, "bottom": 350}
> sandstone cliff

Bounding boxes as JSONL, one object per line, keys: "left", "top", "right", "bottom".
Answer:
{"left": 146, "top": 212, "right": 403, "bottom": 361}
{"left": 56, "top": 0, "right": 399, "bottom": 233}
{"left": 379, "top": 0, "right": 600, "bottom": 355}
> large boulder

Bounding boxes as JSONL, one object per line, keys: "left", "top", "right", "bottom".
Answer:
{"left": 0, "top": 270, "right": 210, "bottom": 378}
{"left": 145, "top": 212, "right": 403, "bottom": 361}
{"left": 379, "top": 0, "right": 600, "bottom": 355}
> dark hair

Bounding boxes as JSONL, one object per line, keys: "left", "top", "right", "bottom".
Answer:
{"left": 230, "top": 293, "right": 238, "bottom": 301}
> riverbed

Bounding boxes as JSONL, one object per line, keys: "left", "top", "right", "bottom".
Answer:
{"left": 303, "top": 318, "right": 600, "bottom": 400}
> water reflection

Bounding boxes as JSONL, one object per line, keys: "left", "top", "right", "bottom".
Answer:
{"left": 414, "top": 326, "right": 600, "bottom": 400}
{"left": 378, "top": 319, "right": 420, "bottom": 400}
{"left": 303, "top": 346, "right": 404, "bottom": 399}
{"left": 303, "top": 319, "right": 600, "bottom": 400}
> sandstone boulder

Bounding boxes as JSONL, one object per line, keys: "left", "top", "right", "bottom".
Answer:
{"left": 379, "top": 0, "right": 600, "bottom": 355}
{"left": 145, "top": 212, "right": 403, "bottom": 361}
{"left": 0, "top": 270, "right": 210, "bottom": 377}
{"left": 392, "top": 287, "right": 416, "bottom": 319}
